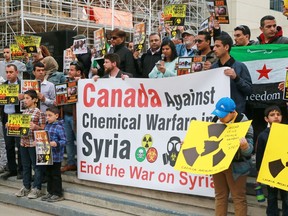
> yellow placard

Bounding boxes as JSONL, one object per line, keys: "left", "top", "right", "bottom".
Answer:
{"left": 174, "top": 120, "right": 252, "bottom": 175}
{"left": 257, "top": 123, "right": 288, "bottom": 191}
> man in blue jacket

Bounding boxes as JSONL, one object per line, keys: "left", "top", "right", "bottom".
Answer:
{"left": 211, "top": 34, "right": 252, "bottom": 114}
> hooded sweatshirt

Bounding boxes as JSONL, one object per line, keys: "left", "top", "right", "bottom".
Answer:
{"left": 254, "top": 26, "right": 288, "bottom": 44}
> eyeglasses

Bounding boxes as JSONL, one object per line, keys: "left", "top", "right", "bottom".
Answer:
{"left": 194, "top": 39, "right": 203, "bottom": 44}
{"left": 111, "top": 36, "right": 119, "bottom": 40}
{"left": 234, "top": 25, "right": 249, "bottom": 35}
{"left": 235, "top": 25, "right": 245, "bottom": 31}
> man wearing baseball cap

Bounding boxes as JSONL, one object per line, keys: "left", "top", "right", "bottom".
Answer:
{"left": 211, "top": 97, "right": 254, "bottom": 216}
{"left": 176, "top": 29, "right": 197, "bottom": 57}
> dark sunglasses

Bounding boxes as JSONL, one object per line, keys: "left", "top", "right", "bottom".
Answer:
{"left": 194, "top": 39, "right": 203, "bottom": 44}
{"left": 235, "top": 25, "right": 245, "bottom": 31}
{"left": 70, "top": 61, "right": 81, "bottom": 67}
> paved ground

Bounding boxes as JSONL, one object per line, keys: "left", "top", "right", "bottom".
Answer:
{"left": 0, "top": 202, "right": 51, "bottom": 216}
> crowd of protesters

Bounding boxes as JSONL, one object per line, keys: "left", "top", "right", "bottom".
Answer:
{"left": 0, "top": 7, "right": 287, "bottom": 215}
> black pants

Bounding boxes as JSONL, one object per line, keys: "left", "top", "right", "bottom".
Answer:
{"left": 46, "top": 162, "right": 63, "bottom": 196}
{"left": 2, "top": 114, "right": 22, "bottom": 174}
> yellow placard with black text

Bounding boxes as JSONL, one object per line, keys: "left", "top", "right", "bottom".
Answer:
{"left": 174, "top": 120, "right": 252, "bottom": 175}
{"left": 257, "top": 123, "right": 288, "bottom": 191}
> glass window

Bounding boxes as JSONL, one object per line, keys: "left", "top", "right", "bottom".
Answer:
{"left": 270, "top": 0, "right": 284, "bottom": 12}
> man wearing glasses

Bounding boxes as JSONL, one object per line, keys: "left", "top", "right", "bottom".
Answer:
{"left": 176, "top": 30, "right": 197, "bottom": 57}
{"left": 195, "top": 31, "right": 218, "bottom": 70}
{"left": 108, "top": 28, "right": 136, "bottom": 77}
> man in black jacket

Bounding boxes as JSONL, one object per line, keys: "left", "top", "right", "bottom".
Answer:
{"left": 133, "top": 33, "right": 162, "bottom": 78}
{"left": 109, "top": 28, "right": 136, "bottom": 77}
{"left": 1, "top": 64, "right": 23, "bottom": 180}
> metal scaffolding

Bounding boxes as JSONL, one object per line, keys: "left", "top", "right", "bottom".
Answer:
{"left": 0, "top": 0, "right": 208, "bottom": 50}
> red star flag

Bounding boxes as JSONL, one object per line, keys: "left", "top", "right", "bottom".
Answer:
{"left": 231, "top": 44, "right": 288, "bottom": 108}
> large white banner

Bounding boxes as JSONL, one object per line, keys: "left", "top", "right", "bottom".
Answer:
{"left": 77, "top": 68, "right": 230, "bottom": 197}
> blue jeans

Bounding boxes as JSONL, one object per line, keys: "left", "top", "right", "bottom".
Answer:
{"left": 266, "top": 185, "right": 288, "bottom": 216}
{"left": 20, "top": 146, "right": 42, "bottom": 190}
{"left": 64, "top": 114, "right": 76, "bottom": 166}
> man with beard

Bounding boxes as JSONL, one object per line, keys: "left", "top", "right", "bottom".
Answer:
{"left": 93, "top": 53, "right": 132, "bottom": 81}
{"left": 176, "top": 30, "right": 197, "bottom": 57}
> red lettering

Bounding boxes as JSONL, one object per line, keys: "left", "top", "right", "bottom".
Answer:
{"left": 83, "top": 83, "right": 95, "bottom": 107}
{"left": 83, "top": 83, "right": 162, "bottom": 108}
{"left": 80, "top": 160, "right": 86, "bottom": 172}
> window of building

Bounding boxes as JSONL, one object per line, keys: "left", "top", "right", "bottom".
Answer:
{"left": 270, "top": 0, "right": 284, "bottom": 12}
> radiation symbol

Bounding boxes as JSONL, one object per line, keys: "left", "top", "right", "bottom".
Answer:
{"left": 138, "top": 44, "right": 143, "bottom": 50}
{"left": 176, "top": 18, "right": 181, "bottom": 25}
{"left": 171, "top": 31, "right": 176, "bottom": 37}
{"left": 21, "top": 128, "right": 27, "bottom": 135}
{"left": 135, "top": 147, "right": 147, "bottom": 162}
{"left": 45, "top": 154, "right": 50, "bottom": 161}
{"left": 29, "top": 47, "right": 35, "bottom": 52}
{"left": 10, "top": 97, "right": 16, "bottom": 103}
{"left": 142, "top": 134, "right": 153, "bottom": 149}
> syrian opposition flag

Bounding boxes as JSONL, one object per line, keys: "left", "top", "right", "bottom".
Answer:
{"left": 231, "top": 44, "right": 288, "bottom": 108}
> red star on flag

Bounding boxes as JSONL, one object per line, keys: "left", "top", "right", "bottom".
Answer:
{"left": 256, "top": 64, "right": 272, "bottom": 80}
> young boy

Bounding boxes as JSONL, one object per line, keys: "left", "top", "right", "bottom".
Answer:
{"left": 211, "top": 97, "right": 254, "bottom": 216}
{"left": 256, "top": 105, "right": 288, "bottom": 216}
{"left": 41, "top": 106, "right": 66, "bottom": 202}
{"left": 15, "top": 89, "right": 46, "bottom": 199}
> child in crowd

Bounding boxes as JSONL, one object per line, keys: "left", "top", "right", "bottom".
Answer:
{"left": 211, "top": 97, "right": 253, "bottom": 216}
{"left": 41, "top": 106, "right": 66, "bottom": 202}
{"left": 256, "top": 105, "right": 288, "bottom": 216}
{"left": 15, "top": 90, "right": 46, "bottom": 198}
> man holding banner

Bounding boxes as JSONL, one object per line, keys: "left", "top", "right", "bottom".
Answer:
{"left": 211, "top": 34, "right": 252, "bottom": 114}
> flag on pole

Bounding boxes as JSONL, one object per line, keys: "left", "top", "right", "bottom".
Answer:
{"left": 231, "top": 44, "right": 288, "bottom": 108}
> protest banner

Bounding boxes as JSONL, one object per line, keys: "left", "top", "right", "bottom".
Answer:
{"left": 174, "top": 120, "right": 251, "bottom": 175}
{"left": 35, "top": 130, "right": 53, "bottom": 165}
{"left": 10, "top": 44, "right": 25, "bottom": 60}
{"left": 231, "top": 44, "right": 288, "bottom": 108}
{"left": 164, "top": 4, "right": 186, "bottom": 26}
{"left": 214, "top": 0, "right": 229, "bottom": 24}
{"left": 77, "top": 68, "right": 230, "bottom": 197}
{"left": 73, "top": 38, "right": 87, "bottom": 55}
{"left": 283, "top": 67, "right": 288, "bottom": 100}
{"left": 55, "top": 81, "right": 78, "bottom": 105}
{"left": 21, "top": 80, "right": 41, "bottom": 111}
{"left": 133, "top": 23, "right": 146, "bottom": 53}
{"left": 93, "top": 28, "right": 107, "bottom": 59}
{"left": 0, "top": 84, "right": 19, "bottom": 105}
{"left": 14, "top": 35, "right": 41, "bottom": 53}
{"left": 257, "top": 123, "right": 288, "bottom": 191}
{"left": 63, "top": 49, "right": 74, "bottom": 71}
{"left": 7, "top": 114, "right": 31, "bottom": 137}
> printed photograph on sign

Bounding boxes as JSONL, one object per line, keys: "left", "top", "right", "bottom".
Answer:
{"left": 55, "top": 81, "right": 77, "bottom": 105}
{"left": 93, "top": 28, "right": 107, "bottom": 59}
{"left": 35, "top": 130, "right": 53, "bottom": 165}
{"left": 73, "top": 38, "right": 87, "bottom": 54}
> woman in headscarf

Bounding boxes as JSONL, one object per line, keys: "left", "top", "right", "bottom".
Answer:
{"left": 42, "top": 56, "right": 66, "bottom": 85}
